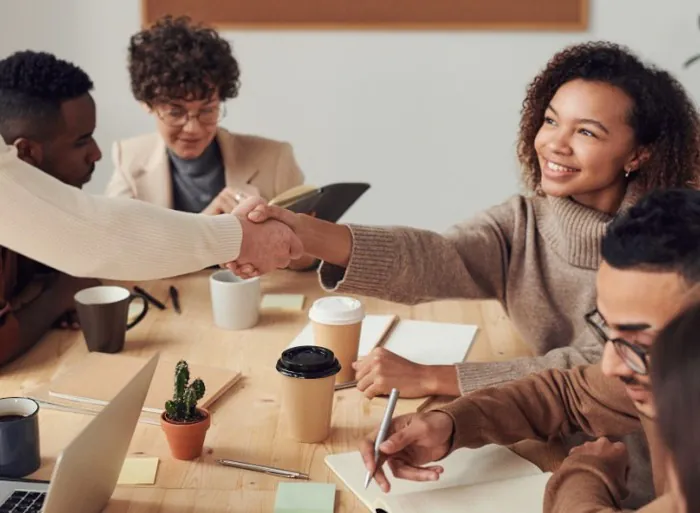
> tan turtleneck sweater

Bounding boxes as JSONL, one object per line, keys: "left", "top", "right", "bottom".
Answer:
{"left": 0, "top": 141, "right": 243, "bottom": 280}
{"left": 319, "top": 189, "right": 641, "bottom": 394}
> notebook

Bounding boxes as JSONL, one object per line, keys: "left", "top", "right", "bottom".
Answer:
{"left": 269, "top": 182, "right": 370, "bottom": 223}
{"left": 287, "top": 316, "right": 478, "bottom": 366}
{"left": 325, "top": 445, "right": 552, "bottom": 513}
{"left": 45, "top": 352, "right": 241, "bottom": 414}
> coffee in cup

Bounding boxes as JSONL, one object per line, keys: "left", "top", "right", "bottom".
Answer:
{"left": 276, "top": 346, "right": 341, "bottom": 443}
{"left": 0, "top": 397, "right": 40, "bottom": 478}
{"left": 309, "top": 296, "right": 364, "bottom": 384}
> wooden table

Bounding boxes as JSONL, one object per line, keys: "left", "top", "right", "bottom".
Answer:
{"left": 1, "top": 270, "right": 535, "bottom": 512}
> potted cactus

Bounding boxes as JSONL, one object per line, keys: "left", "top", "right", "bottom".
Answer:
{"left": 160, "top": 360, "right": 211, "bottom": 460}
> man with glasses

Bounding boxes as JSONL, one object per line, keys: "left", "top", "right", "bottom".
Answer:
{"left": 358, "top": 188, "right": 700, "bottom": 512}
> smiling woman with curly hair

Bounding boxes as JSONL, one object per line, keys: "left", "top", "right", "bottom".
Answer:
{"left": 106, "top": 15, "right": 315, "bottom": 269}
{"left": 233, "top": 41, "right": 700, "bottom": 402}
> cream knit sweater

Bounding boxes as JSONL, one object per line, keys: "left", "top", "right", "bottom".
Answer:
{"left": 0, "top": 141, "right": 242, "bottom": 280}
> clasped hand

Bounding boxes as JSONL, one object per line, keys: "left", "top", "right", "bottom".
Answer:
{"left": 227, "top": 199, "right": 301, "bottom": 277}
{"left": 229, "top": 197, "right": 303, "bottom": 274}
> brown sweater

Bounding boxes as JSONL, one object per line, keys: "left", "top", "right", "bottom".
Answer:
{"left": 435, "top": 364, "right": 665, "bottom": 513}
{"left": 319, "top": 188, "right": 641, "bottom": 393}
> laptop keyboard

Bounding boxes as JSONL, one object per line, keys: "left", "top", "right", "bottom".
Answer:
{"left": 0, "top": 490, "right": 46, "bottom": 513}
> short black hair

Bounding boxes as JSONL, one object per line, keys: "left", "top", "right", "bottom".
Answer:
{"left": 601, "top": 188, "right": 700, "bottom": 284}
{"left": 128, "top": 15, "right": 240, "bottom": 105}
{"left": 0, "top": 50, "right": 93, "bottom": 143}
{"left": 651, "top": 301, "right": 700, "bottom": 513}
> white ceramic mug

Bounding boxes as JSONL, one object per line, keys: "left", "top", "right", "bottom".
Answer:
{"left": 209, "top": 270, "right": 261, "bottom": 330}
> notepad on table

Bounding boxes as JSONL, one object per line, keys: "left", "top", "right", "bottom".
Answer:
{"left": 261, "top": 294, "right": 306, "bottom": 311}
{"left": 325, "top": 445, "right": 552, "bottom": 513}
{"left": 46, "top": 352, "right": 241, "bottom": 414}
{"left": 273, "top": 482, "right": 336, "bottom": 513}
{"left": 117, "top": 457, "right": 159, "bottom": 485}
{"left": 287, "top": 315, "right": 477, "bottom": 366}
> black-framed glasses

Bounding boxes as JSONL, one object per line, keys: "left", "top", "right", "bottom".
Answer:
{"left": 155, "top": 103, "right": 226, "bottom": 127}
{"left": 584, "top": 309, "right": 651, "bottom": 375}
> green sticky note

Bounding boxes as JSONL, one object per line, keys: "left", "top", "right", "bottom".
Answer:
{"left": 273, "top": 482, "right": 336, "bottom": 513}
{"left": 261, "top": 294, "right": 306, "bottom": 311}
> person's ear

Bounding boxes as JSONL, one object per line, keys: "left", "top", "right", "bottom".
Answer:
{"left": 13, "top": 138, "right": 43, "bottom": 168}
{"left": 140, "top": 102, "right": 153, "bottom": 114}
{"left": 624, "top": 147, "right": 651, "bottom": 176}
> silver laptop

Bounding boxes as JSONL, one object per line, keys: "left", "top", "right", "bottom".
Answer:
{"left": 0, "top": 353, "right": 159, "bottom": 513}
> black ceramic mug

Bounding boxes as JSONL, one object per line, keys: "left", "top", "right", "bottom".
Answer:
{"left": 0, "top": 397, "right": 40, "bottom": 478}
{"left": 74, "top": 286, "right": 149, "bottom": 353}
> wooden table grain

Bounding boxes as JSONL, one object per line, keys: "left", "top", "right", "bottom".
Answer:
{"left": 1, "top": 270, "right": 541, "bottom": 512}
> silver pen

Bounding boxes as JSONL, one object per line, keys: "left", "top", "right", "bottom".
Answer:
{"left": 216, "top": 459, "right": 309, "bottom": 480}
{"left": 364, "top": 388, "right": 400, "bottom": 488}
{"left": 335, "top": 380, "right": 358, "bottom": 391}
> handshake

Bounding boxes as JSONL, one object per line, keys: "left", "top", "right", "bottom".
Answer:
{"left": 227, "top": 196, "right": 305, "bottom": 277}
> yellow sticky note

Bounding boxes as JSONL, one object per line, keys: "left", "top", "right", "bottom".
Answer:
{"left": 117, "top": 457, "right": 159, "bottom": 485}
{"left": 261, "top": 294, "right": 305, "bottom": 311}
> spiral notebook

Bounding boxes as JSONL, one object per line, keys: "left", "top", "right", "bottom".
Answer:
{"left": 325, "top": 445, "right": 552, "bottom": 513}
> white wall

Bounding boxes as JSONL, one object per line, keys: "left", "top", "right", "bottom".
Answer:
{"left": 1, "top": 0, "right": 699, "bottom": 230}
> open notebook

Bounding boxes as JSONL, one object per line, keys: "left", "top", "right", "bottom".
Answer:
{"left": 325, "top": 445, "right": 552, "bottom": 513}
{"left": 287, "top": 315, "right": 478, "bottom": 366}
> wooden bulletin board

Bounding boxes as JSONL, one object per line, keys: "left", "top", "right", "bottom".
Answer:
{"left": 141, "top": 0, "right": 589, "bottom": 31}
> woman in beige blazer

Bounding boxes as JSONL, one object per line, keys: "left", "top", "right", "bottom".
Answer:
{"left": 106, "top": 15, "right": 314, "bottom": 268}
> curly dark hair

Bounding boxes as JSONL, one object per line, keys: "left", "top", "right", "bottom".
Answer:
{"left": 0, "top": 50, "right": 93, "bottom": 142}
{"left": 518, "top": 41, "right": 700, "bottom": 194}
{"left": 128, "top": 15, "right": 240, "bottom": 105}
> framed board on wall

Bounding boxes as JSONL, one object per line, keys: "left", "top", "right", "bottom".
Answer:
{"left": 141, "top": 0, "right": 589, "bottom": 31}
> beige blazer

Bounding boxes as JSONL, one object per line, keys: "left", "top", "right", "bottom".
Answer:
{"left": 105, "top": 128, "right": 305, "bottom": 208}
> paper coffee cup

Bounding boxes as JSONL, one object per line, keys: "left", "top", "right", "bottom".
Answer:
{"left": 276, "top": 346, "right": 341, "bottom": 443}
{"left": 309, "top": 296, "right": 364, "bottom": 384}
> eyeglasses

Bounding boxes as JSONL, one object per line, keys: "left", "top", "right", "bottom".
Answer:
{"left": 584, "top": 308, "right": 651, "bottom": 375}
{"left": 155, "top": 103, "right": 226, "bottom": 127}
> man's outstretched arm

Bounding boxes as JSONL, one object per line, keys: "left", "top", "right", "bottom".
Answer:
{"left": 0, "top": 143, "right": 301, "bottom": 281}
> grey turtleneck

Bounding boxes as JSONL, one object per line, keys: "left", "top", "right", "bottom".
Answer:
{"left": 167, "top": 140, "right": 226, "bottom": 213}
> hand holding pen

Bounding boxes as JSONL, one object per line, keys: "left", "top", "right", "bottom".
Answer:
{"left": 359, "top": 395, "right": 455, "bottom": 493}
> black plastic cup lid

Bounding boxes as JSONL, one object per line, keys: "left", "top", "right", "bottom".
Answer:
{"left": 276, "top": 346, "right": 341, "bottom": 379}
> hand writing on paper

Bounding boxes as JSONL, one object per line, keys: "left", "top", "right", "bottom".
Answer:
{"left": 228, "top": 202, "right": 302, "bottom": 278}
{"left": 359, "top": 411, "right": 454, "bottom": 493}
{"left": 202, "top": 185, "right": 260, "bottom": 215}
{"left": 231, "top": 197, "right": 303, "bottom": 275}
{"left": 354, "top": 348, "right": 435, "bottom": 399}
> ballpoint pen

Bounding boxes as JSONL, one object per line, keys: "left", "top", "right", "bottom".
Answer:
{"left": 169, "top": 286, "right": 181, "bottom": 314}
{"left": 334, "top": 380, "right": 358, "bottom": 391}
{"left": 364, "top": 388, "right": 400, "bottom": 488}
{"left": 216, "top": 459, "right": 309, "bottom": 480}
{"left": 133, "top": 286, "right": 166, "bottom": 310}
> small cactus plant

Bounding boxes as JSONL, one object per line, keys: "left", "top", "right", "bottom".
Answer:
{"left": 164, "top": 360, "right": 206, "bottom": 423}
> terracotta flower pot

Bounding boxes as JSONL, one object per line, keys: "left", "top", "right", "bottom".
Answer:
{"left": 160, "top": 408, "right": 211, "bottom": 460}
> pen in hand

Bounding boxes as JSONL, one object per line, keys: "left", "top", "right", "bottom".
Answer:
{"left": 365, "top": 388, "right": 400, "bottom": 489}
